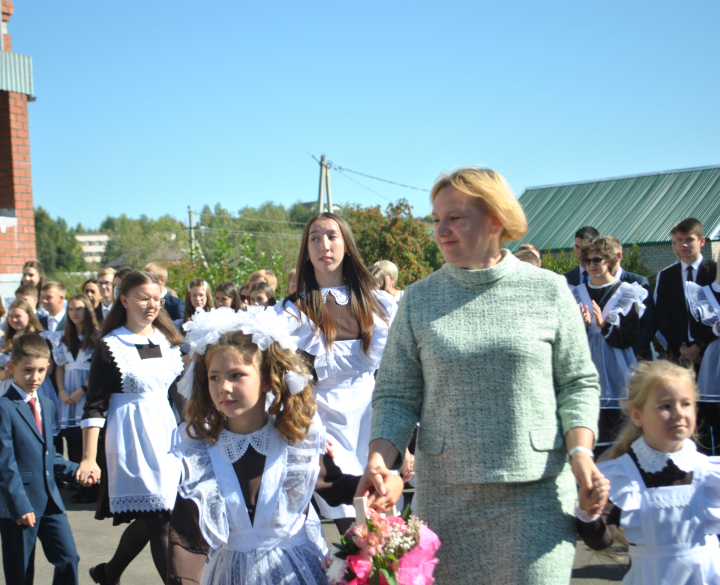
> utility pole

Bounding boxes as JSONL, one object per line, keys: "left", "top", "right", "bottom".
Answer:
{"left": 188, "top": 206, "right": 195, "bottom": 261}
{"left": 316, "top": 155, "right": 333, "bottom": 214}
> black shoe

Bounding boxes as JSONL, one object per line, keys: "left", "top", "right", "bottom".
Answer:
{"left": 89, "top": 563, "right": 109, "bottom": 585}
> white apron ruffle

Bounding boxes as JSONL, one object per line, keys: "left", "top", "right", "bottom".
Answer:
{"left": 570, "top": 282, "right": 646, "bottom": 408}
{"left": 685, "top": 283, "right": 720, "bottom": 402}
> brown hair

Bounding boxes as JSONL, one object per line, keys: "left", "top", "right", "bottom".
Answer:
{"left": 22, "top": 261, "right": 46, "bottom": 297}
{"left": 184, "top": 331, "right": 316, "bottom": 445}
{"left": 601, "top": 360, "right": 698, "bottom": 461}
{"left": 184, "top": 278, "right": 214, "bottom": 323}
{"left": 62, "top": 294, "right": 100, "bottom": 354}
{"left": 248, "top": 270, "right": 278, "bottom": 292}
{"left": 15, "top": 284, "right": 39, "bottom": 299}
{"left": 430, "top": 167, "right": 527, "bottom": 244}
{"left": 11, "top": 333, "right": 51, "bottom": 363}
{"left": 288, "top": 213, "right": 388, "bottom": 353}
{"left": 215, "top": 281, "right": 242, "bottom": 311}
{"left": 514, "top": 249, "right": 541, "bottom": 267}
{"left": 97, "top": 267, "right": 117, "bottom": 279}
{"left": 143, "top": 261, "right": 168, "bottom": 281}
{"left": 250, "top": 281, "right": 276, "bottom": 307}
{"left": 100, "top": 271, "right": 184, "bottom": 345}
{"left": 3, "top": 299, "right": 44, "bottom": 353}
{"left": 670, "top": 218, "right": 704, "bottom": 239}
{"left": 580, "top": 236, "right": 619, "bottom": 271}
{"left": 41, "top": 280, "right": 67, "bottom": 295}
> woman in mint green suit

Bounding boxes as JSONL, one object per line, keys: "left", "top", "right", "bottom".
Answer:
{"left": 357, "top": 167, "right": 603, "bottom": 585}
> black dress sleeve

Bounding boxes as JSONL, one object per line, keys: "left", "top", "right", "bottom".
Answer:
{"left": 82, "top": 339, "right": 122, "bottom": 421}
{"left": 603, "top": 306, "right": 641, "bottom": 350}
{"left": 576, "top": 500, "right": 622, "bottom": 551}
{"left": 315, "top": 453, "right": 361, "bottom": 507}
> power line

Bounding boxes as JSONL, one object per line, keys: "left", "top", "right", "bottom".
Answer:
{"left": 308, "top": 154, "right": 429, "bottom": 193}
{"left": 334, "top": 168, "right": 393, "bottom": 202}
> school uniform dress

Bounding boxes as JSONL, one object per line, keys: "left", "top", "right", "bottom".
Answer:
{"left": 686, "top": 282, "right": 720, "bottom": 403}
{"left": 52, "top": 337, "right": 93, "bottom": 431}
{"left": 170, "top": 415, "right": 332, "bottom": 585}
{"left": 82, "top": 326, "right": 184, "bottom": 523}
{"left": 275, "top": 287, "right": 396, "bottom": 520}
{"left": 569, "top": 280, "right": 647, "bottom": 447}
{"left": 0, "top": 384, "right": 79, "bottom": 585}
{"left": 577, "top": 436, "right": 720, "bottom": 584}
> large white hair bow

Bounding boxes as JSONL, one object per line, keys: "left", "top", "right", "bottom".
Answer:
{"left": 176, "top": 306, "right": 303, "bottom": 399}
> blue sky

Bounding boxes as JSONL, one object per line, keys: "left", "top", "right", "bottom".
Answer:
{"left": 12, "top": 1, "right": 720, "bottom": 229}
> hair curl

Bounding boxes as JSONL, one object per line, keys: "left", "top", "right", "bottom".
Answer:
{"left": 185, "top": 331, "right": 316, "bottom": 445}
{"left": 580, "top": 236, "right": 619, "bottom": 272}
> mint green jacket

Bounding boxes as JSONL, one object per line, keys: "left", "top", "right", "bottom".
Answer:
{"left": 370, "top": 252, "right": 600, "bottom": 484}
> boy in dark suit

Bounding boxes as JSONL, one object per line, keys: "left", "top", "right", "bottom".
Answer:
{"left": 38, "top": 281, "right": 67, "bottom": 333}
{"left": 655, "top": 217, "right": 718, "bottom": 454}
{"left": 144, "top": 261, "right": 185, "bottom": 321}
{"left": 0, "top": 334, "right": 79, "bottom": 585}
{"left": 563, "top": 226, "right": 600, "bottom": 285}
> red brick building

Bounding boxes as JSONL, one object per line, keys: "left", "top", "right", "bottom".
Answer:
{"left": 0, "top": 0, "right": 35, "bottom": 298}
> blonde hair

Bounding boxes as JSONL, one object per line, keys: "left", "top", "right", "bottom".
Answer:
{"left": 185, "top": 331, "right": 316, "bottom": 445}
{"left": 602, "top": 360, "right": 698, "bottom": 461}
{"left": 97, "top": 267, "right": 116, "bottom": 279}
{"left": 374, "top": 260, "right": 398, "bottom": 285}
{"left": 143, "top": 261, "right": 168, "bottom": 281}
{"left": 249, "top": 270, "right": 277, "bottom": 292}
{"left": 430, "top": 167, "right": 527, "bottom": 244}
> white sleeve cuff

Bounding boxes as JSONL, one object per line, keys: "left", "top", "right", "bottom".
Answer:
{"left": 81, "top": 418, "right": 106, "bottom": 429}
{"left": 602, "top": 324, "right": 614, "bottom": 339}
{"left": 575, "top": 506, "right": 601, "bottom": 523}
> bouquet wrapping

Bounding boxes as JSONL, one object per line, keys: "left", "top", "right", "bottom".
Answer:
{"left": 325, "top": 505, "right": 440, "bottom": 585}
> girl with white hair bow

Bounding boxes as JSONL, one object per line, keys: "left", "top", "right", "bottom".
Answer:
{"left": 167, "top": 307, "right": 403, "bottom": 585}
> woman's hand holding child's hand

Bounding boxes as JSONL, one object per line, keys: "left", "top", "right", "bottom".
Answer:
{"left": 76, "top": 459, "right": 101, "bottom": 487}
{"left": 579, "top": 469, "right": 610, "bottom": 517}
{"left": 363, "top": 465, "right": 405, "bottom": 514}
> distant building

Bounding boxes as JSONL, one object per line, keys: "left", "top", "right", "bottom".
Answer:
{"left": 510, "top": 165, "right": 720, "bottom": 274}
{"left": 75, "top": 232, "right": 109, "bottom": 264}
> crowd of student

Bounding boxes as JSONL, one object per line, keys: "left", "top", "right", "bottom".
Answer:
{"left": 0, "top": 167, "right": 717, "bottom": 585}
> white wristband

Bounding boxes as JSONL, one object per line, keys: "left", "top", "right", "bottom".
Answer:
{"left": 567, "top": 446, "right": 594, "bottom": 462}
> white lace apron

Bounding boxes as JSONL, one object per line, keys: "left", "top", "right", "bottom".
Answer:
{"left": 53, "top": 343, "right": 92, "bottom": 429}
{"left": 105, "top": 334, "right": 183, "bottom": 514}
{"left": 598, "top": 445, "right": 720, "bottom": 585}
{"left": 571, "top": 282, "right": 646, "bottom": 408}
{"left": 685, "top": 282, "right": 720, "bottom": 402}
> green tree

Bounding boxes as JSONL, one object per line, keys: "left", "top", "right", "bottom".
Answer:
{"left": 540, "top": 248, "right": 577, "bottom": 274}
{"left": 345, "top": 199, "right": 441, "bottom": 287}
{"left": 34, "top": 207, "right": 86, "bottom": 275}
{"left": 100, "top": 213, "right": 186, "bottom": 267}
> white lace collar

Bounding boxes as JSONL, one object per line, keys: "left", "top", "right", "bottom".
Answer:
{"left": 630, "top": 436, "right": 701, "bottom": 474}
{"left": 113, "top": 326, "right": 165, "bottom": 346}
{"left": 216, "top": 420, "right": 280, "bottom": 464}
{"left": 301, "top": 286, "right": 350, "bottom": 306}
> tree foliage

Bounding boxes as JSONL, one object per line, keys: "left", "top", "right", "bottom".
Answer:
{"left": 345, "top": 199, "right": 442, "bottom": 287}
{"left": 100, "top": 213, "right": 186, "bottom": 268}
{"left": 34, "top": 207, "right": 86, "bottom": 275}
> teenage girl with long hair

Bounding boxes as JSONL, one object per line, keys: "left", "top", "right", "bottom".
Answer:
{"left": 182, "top": 278, "right": 214, "bottom": 324}
{"left": 276, "top": 212, "right": 397, "bottom": 534}
{"left": 76, "top": 271, "right": 185, "bottom": 585}
{"left": 214, "top": 281, "right": 242, "bottom": 311}
{"left": 577, "top": 360, "right": 720, "bottom": 584}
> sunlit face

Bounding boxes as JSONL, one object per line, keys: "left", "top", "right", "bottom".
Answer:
{"left": 207, "top": 349, "right": 267, "bottom": 423}
{"left": 307, "top": 219, "right": 347, "bottom": 276}
{"left": 249, "top": 292, "right": 268, "bottom": 306}
{"left": 8, "top": 308, "right": 29, "bottom": 332}
{"left": 574, "top": 238, "right": 585, "bottom": 262}
{"left": 7, "top": 356, "right": 49, "bottom": 395}
{"left": 22, "top": 267, "right": 40, "bottom": 287}
{"left": 190, "top": 286, "right": 207, "bottom": 309}
{"left": 67, "top": 299, "right": 86, "bottom": 326}
{"left": 121, "top": 283, "right": 162, "bottom": 328}
{"left": 432, "top": 187, "right": 500, "bottom": 270}
{"left": 83, "top": 283, "right": 100, "bottom": 305}
{"left": 16, "top": 294, "right": 37, "bottom": 311}
{"left": 672, "top": 232, "right": 705, "bottom": 264}
{"left": 215, "top": 290, "right": 233, "bottom": 308}
{"left": 239, "top": 288, "right": 250, "bottom": 309}
{"left": 630, "top": 377, "right": 696, "bottom": 453}
{"left": 41, "top": 288, "right": 65, "bottom": 316}
{"left": 287, "top": 277, "right": 297, "bottom": 295}
{"left": 97, "top": 275, "right": 114, "bottom": 302}
{"left": 581, "top": 252, "right": 610, "bottom": 279}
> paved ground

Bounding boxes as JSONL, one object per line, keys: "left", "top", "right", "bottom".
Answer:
{"left": 1, "top": 489, "right": 628, "bottom": 585}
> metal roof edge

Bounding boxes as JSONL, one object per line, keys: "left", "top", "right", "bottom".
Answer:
{"left": 521, "top": 164, "right": 720, "bottom": 193}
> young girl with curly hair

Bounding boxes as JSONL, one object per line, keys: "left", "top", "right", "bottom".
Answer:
{"left": 167, "top": 308, "right": 403, "bottom": 585}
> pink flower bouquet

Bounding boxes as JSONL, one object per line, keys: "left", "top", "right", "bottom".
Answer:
{"left": 325, "top": 506, "right": 440, "bottom": 585}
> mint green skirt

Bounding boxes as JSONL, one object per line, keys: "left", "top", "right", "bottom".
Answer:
{"left": 414, "top": 467, "right": 576, "bottom": 585}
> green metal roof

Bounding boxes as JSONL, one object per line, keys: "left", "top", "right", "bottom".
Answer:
{"left": 510, "top": 165, "right": 720, "bottom": 252}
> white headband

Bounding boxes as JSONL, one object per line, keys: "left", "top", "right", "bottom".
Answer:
{"left": 176, "top": 306, "right": 309, "bottom": 400}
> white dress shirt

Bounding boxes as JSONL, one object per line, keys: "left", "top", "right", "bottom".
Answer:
{"left": 13, "top": 382, "right": 42, "bottom": 423}
{"left": 47, "top": 309, "right": 66, "bottom": 333}
{"left": 681, "top": 256, "right": 704, "bottom": 342}
{"left": 102, "top": 302, "right": 113, "bottom": 320}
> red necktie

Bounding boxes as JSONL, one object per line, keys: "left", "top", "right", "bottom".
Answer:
{"left": 28, "top": 397, "right": 42, "bottom": 436}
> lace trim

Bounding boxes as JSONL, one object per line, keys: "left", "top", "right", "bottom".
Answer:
{"left": 575, "top": 506, "right": 601, "bottom": 523}
{"left": 217, "top": 422, "right": 279, "bottom": 463}
{"left": 110, "top": 493, "right": 176, "bottom": 513}
{"left": 104, "top": 334, "right": 183, "bottom": 394}
{"left": 301, "top": 286, "right": 350, "bottom": 305}
{"left": 631, "top": 436, "right": 700, "bottom": 474}
{"left": 648, "top": 496, "right": 693, "bottom": 509}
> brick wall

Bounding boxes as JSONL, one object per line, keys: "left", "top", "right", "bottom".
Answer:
{"left": 638, "top": 240, "right": 720, "bottom": 275}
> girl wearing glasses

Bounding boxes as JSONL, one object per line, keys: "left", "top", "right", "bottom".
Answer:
{"left": 76, "top": 271, "right": 185, "bottom": 585}
{"left": 571, "top": 236, "right": 647, "bottom": 454}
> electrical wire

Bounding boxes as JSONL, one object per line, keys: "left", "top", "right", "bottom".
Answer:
{"left": 334, "top": 168, "right": 393, "bottom": 202}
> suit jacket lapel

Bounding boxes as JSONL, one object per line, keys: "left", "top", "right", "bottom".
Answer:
{"left": 39, "top": 394, "right": 52, "bottom": 443}
{"left": 10, "top": 389, "right": 44, "bottom": 442}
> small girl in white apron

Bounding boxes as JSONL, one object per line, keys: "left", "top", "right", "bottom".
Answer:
{"left": 167, "top": 307, "right": 403, "bottom": 585}
{"left": 76, "top": 270, "right": 186, "bottom": 585}
{"left": 275, "top": 212, "right": 397, "bottom": 534}
{"left": 576, "top": 360, "right": 720, "bottom": 584}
